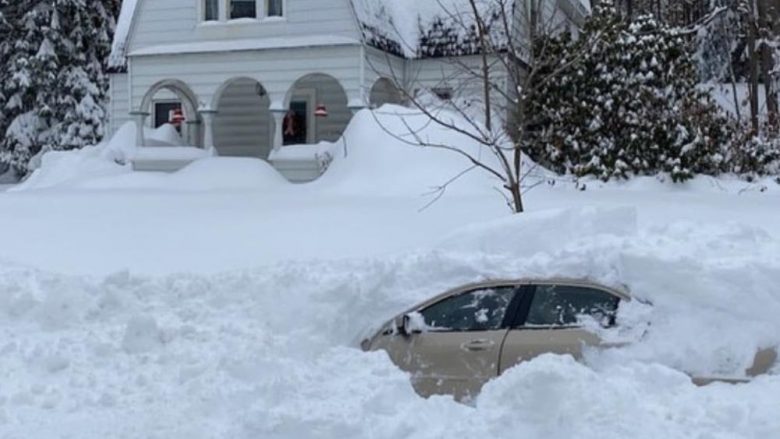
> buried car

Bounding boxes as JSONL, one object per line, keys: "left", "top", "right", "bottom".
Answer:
{"left": 361, "top": 278, "right": 777, "bottom": 401}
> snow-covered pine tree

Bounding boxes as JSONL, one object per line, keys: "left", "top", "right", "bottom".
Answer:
{"left": 526, "top": 0, "right": 733, "bottom": 182}
{"left": 0, "top": 0, "right": 117, "bottom": 173}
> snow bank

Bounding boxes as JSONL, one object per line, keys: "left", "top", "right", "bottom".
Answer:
{"left": 314, "top": 106, "right": 507, "bottom": 197}
{"left": 10, "top": 123, "right": 137, "bottom": 192}
{"left": 67, "top": 158, "right": 288, "bottom": 191}
{"left": 10, "top": 123, "right": 282, "bottom": 192}
{"left": 1, "top": 207, "right": 778, "bottom": 438}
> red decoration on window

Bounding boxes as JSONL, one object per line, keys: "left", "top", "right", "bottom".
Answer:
{"left": 169, "top": 108, "right": 186, "bottom": 127}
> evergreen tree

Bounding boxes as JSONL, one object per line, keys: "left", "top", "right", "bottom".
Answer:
{"left": 0, "top": 0, "right": 117, "bottom": 173}
{"left": 526, "top": 1, "right": 734, "bottom": 182}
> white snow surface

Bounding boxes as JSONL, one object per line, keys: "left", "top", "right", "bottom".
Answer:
{"left": 1, "top": 106, "right": 780, "bottom": 438}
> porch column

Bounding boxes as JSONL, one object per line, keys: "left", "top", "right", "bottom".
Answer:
{"left": 199, "top": 109, "right": 218, "bottom": 152}
{"left": 348, "top": 104, "right": 366, "bottom": 116}
{"left": 185, "top": 120, "right": 201, "bottom": 147}
{"left": 129, "top": 111, "right": 150, "bottom": 147}
{"left": 271, "top": 109, "right": 286, "bottom": 151}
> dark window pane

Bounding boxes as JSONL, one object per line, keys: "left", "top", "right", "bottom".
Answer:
{"left": 231, "top": 0, "right": 256, "bottom": 19}
{"left": 204, "top": 0, "right": 219, "bottom": 21}
{"left": 154, "top": 102, "right": 182, "bottom": 128}
{"left": 420, "top": 287, "right": 515, "bottom": 331}
{"left": 526, "top": 285, "right": 619, "bottom": 327}
{"left": 267, "top": 0, "right": 283, "bottom": 17}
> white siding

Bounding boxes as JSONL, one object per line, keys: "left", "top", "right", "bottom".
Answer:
{"left": 108, "top": 73, "right": 131, "bottom": 138}
{"left": 408, "top": 55, "right": 509, "bottom": 115}
{"left": 128, "top": 45, "right": 363, "bottom": 111}
{"left": 127, "top": 0, "right": 361, "bottom": 54}
{"left": 364, "top": 47, "right": 406, "bottom": 104}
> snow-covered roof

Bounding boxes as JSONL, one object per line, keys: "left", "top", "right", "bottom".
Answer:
{"left": 108, "top": 0, "right": 139, "bottom": 70}
{"left": 108, "top": 0, "right": 589, "bottom": 69}
{"left": 351, "top": 0, "right": 515, "bottom": 58}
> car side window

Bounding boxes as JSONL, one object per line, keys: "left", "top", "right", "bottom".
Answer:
{"left": 525, "top": 285, "right": 620, "bottom": 327}
{"left": 420, "top": 287, "right": 516, "bottom": 332}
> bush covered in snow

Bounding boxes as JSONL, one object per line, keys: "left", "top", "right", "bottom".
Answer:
{"left": 525, "top": 2, "right": 737, "bottom": 183}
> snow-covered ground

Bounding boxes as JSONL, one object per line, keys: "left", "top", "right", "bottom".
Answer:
{"left": 1, "top": 107, "right": 779, "bottom": 438}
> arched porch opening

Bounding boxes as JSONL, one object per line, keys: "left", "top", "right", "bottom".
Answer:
{"left": 282, "top": 73, "right": 350, "bottom": 146}
{"left": 213, "top": 77, "right": 273, "bottom": 160}
{"left": 369, "top": 77, "right": 403, "bottom": 108}
{"left": 138, "top": 79, "right": 201, "bottom": 147}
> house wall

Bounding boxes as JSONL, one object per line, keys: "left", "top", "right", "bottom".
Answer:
{"left": 128, "top": 45, "right": 363, "bottom": 113}
{"left": 408, "top": 55, "right": 510, "bottom": 122}
{"left": 127, "top": 0, "right": 361, "bottom": 54}
{"left": 364, "top": 47, "right": 406, "bottom": 106}
{"left": 108, "top": 73, "right": 130, "bottom": 139}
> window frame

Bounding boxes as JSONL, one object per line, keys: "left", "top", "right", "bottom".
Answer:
{"left": 228, "top": 0, "right": 259, "bottom": 20}
{"left": 265, "top": 0, "right": 284, "bottom": 18}
{"left": 202, "top": 0, "right": 220, "bottom": 21}
{"left": 199, "top": 0, "right": 286, "bottom": 23}
{"left": 509, "top": 283, "right": 622, "bottom": 330}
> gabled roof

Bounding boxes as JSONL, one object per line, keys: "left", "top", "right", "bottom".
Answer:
{"left": 108, "top": 0, "right": 590, "bottom": 69}
{"left": 108, "top": 0, "right": 139, "bottom": 71}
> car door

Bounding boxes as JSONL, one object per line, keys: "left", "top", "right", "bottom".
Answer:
{"left": 373, "top": 285, "right": 519, "bottom": 400}
{"left": 499, "top": 282, "right": 622, "bottom": 374}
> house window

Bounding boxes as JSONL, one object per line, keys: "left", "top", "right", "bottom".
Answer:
{"left": 204, "top": 0, "right": 219, "bottom": 21}
{"left": 230, "top": 0, "right": 257, "bottom": 19}
{"left": 153, "top": 101, "right": 183, "bottom": 129}
{"left": 267, "top": 0, "right": 283, "bottom": 17}
{"left": 432, "top": 86, "right": 453, "bottom": 101}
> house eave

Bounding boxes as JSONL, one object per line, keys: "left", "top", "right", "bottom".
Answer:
{"left": 127, "top": 36, "right": 362, "bottom": 59}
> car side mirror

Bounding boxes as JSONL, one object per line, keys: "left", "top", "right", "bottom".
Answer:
{"left": 399, "top": 312, "right": 425, "bottom": 336}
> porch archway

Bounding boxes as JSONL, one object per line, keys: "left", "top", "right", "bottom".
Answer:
{"left": 369, "top": 77, "right": 403, "bottom": 108}
{"left": 282, "top": 73, "right": 350, "bottom": 145}
{"left": 138, "top": 79, "right": 201, "bottom": 146}
{"left": 213, "top": 77, "right": 273, "bottom": 160}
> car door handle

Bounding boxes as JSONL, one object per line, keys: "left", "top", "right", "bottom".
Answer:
{"left": 461, "top": 339, "right": 495, "bottom": 352}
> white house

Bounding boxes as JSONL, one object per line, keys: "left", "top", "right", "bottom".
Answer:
{"left": 108, "top": 0, "right": 589, "bottom": 181}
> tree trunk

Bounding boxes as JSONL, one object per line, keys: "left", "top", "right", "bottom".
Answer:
{"left": 758, "top": 0, "right": 778, "bottom": 129}
{"left": 747, "top": 1, "right": 761, "bottom": 133}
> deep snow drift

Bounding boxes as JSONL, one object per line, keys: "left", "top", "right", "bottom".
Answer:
{"left": 1, "top": 207, "right": 779, "bottom": 439}
{"left": 0, "top": 107, "right": 779, "bottom": 438}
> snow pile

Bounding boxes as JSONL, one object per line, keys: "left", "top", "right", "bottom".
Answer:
{"left": 80, "top": 158, "right": 288, "bottom": 191}
{"left": 10, "top": 122, "right": 261, "bottom": 192}
{"left": 10, "top": 123, "right": 137, "bottom": 192}
{"left": 315, "top": 106, "right": 506, "bottom": 197}
{"left": 12, "top": 106, "right": 509, "bottom": 198}
{"left": 0, "top": 207, "right": 779, "bottom": 438}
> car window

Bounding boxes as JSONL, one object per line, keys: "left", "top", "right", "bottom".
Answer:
{"left": 420, "top": 287, "right": 516, "bottom": 331}
{"left": 525, "top": 284, "right": 620, "bottom": 327}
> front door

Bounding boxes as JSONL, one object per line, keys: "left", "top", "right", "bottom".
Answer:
{"left": 374, "top": 286, "right": 518, "bottom": 400}
{"left": 499, "top": 283, "right": 622, "bottom": 374}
